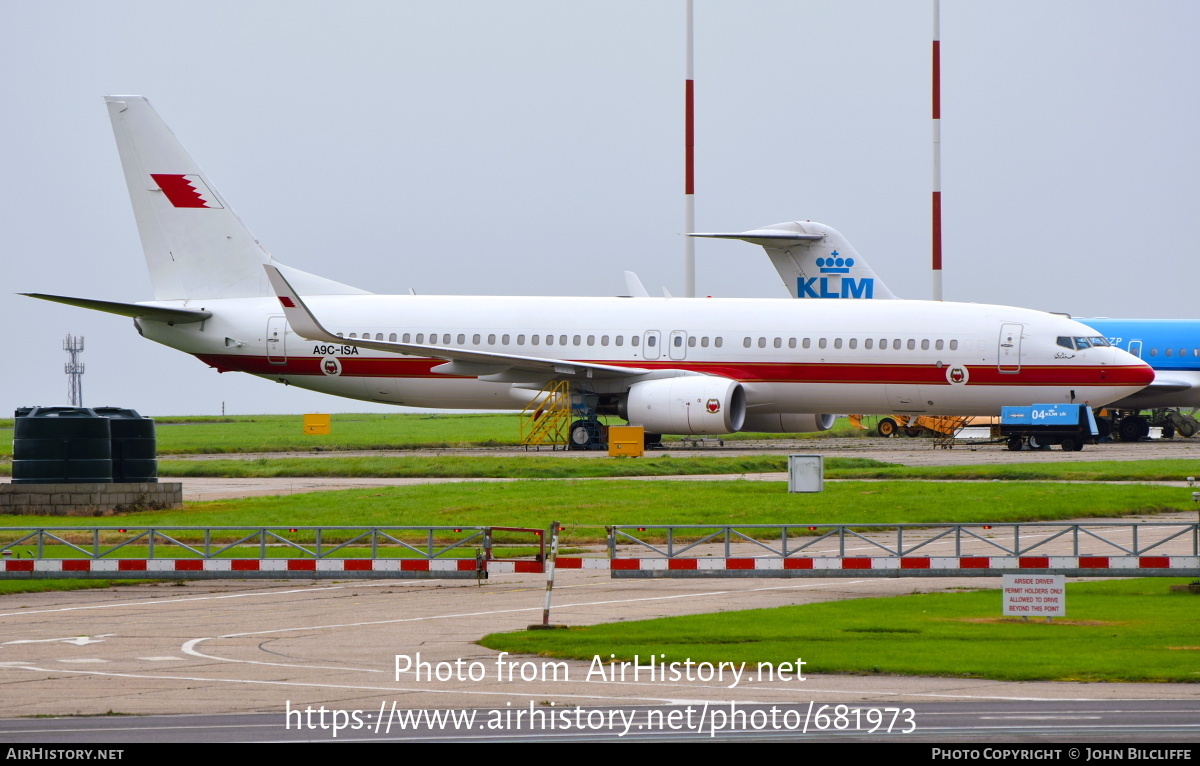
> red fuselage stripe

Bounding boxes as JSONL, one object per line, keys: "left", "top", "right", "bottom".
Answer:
{"left": 193, "top": 353, "right": 1150, "bottom": 388}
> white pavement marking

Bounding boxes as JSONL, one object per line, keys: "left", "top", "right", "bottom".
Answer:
{"left": 0, "top": 581, "right": 412, "bottom": 619}
{"left": 3, "top": 635, "right": 114, "bottom": 645}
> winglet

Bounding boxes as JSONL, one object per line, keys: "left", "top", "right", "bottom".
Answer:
{"left": 263, "top": 265, "right": 341, "bottom": 342}
{"left": 623, "top": 271, "right": 650, "bottom": 298}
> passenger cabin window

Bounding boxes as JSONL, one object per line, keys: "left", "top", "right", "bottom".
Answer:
{"left": 632, "top": 336, "right": 640, "bottom": 347}
{"left": 949, "top": 340, "right": 958, "bottom": 350}
{"left": 744, "top": 337, "right": 752, "bottom": 348}
{"left": 415, "top": 333, "right": 424, "bottom": 343}
{"left": 907, "top": 339, "right": 916, "bottom": 350}
{"left": 472, "top": 334, "right": 481, "bottom": 344}
{"left": 849, "top": 338, "right": 857, "bottom": 349}
{"left": 389, "top": 333, "right": 397, "bottom": 342}
{"left": 773, "top": 337, "right": 782, "bottom": 349}
{"left": 833, "top": 338, "right": 842, "bottom": 349}
{"left": 935, "top": 339, "right": 944, "bottom": 351}
{"left": 893, "top": 339, "right": 902, "bottom": 350}
{"left": 615, "top": 336, "right": 624, "bottom": 346}
{"left": 687, "top": 336, "right": 696, "bottom": 347}
{"left": 601, "top": 335, "right": 610, "bottom": 346}
{"left": 758, "top": 337, "right": 767, "bottom": 348}
{"left": 488, "top": 334, "right": 496, "bottom": 344}
{"left": 517, "top": 334, "right": 525, "bottom": 345}
{"left": 714, "top": 337, "right": 723, "bottom": 348}
{"left": 674, "top": 336, "right": 683, "bottom": 347}
{"left": 788, "top": 338, "right": 796, "bottom": 349}
{"left": 865, "top": 338, "right": 873, "bottom": 349}
{"left": 402, "top": 333, "right": 411, "bottom": 343}
{"left": 818, "top": 338, "right": 827, "bottom": 349}
{"left": 700, "top": 337, "right": 709, "bottom": 348}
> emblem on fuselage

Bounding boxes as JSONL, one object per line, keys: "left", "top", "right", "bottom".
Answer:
{"left": 946, "top": 366, "right": 969, "bottom": 385}
{"left": 322, "top": 356, "right": 342, "bottom": 377}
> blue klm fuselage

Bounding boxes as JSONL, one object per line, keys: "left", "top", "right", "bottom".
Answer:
{"left": 1076, "top": 319, "right": 1200, "bottom": 410}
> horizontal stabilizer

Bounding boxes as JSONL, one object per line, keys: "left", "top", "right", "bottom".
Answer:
{"left": 690, "top": 230, "right": 825, "bottom": 247}
{"left": 21, "top": 293, "right": 211, "bottom": 323}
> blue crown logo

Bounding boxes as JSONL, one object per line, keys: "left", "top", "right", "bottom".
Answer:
{"left": 817, "top": 250, "right": 853, "bottom": 274}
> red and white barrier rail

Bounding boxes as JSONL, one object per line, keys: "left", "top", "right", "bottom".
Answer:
{"left": 2, "top": 555, "right": 1196, "bottom": 579}
{"left": 588, "top": 555, "right": 1200, "bottom": 577}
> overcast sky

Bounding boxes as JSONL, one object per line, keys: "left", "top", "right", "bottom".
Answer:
{"left": 3, "top": 1, "right": 1197, "bottom": 416}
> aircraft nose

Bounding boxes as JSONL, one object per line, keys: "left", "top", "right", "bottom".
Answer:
{"left": 1111, "top": 347, "right": 1155, "bottom": 387}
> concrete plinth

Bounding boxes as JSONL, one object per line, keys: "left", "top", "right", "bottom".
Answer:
{"left": 0, "top": 482, "right": 183, "bottom": 516}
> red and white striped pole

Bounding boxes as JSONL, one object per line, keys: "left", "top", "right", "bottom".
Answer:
{"left": 683, "top": 0, "right": 696, "bottom": 298}
{"left": 931, "top": 0, "right": 943, "bottom": 301}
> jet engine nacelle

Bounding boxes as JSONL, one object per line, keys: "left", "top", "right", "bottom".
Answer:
{"left": 740, "top": 413, "right": 836, "bottom": 433}
{"left": 623, "top": 377, "right": 746, "bottom": 434}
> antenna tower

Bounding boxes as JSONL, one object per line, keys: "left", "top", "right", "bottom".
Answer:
{"left": 64, "top": 334, "right": 85, "bottom": 406}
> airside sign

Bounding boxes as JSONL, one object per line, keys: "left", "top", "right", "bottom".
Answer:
{"left": 1003, "top": 574, "right": 1065, "bottom": 617}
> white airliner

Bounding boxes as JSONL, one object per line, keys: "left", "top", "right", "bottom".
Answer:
{"left": 24, "top": 96, "right": 1153, "bottom": 440}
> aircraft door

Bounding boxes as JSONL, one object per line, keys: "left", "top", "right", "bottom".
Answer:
{"left": 998, "top": 323, "right": 1022, "bottom": 373}
{"left": 643, "top": 330, "right": 662, "bottom": 360}
{"left": 668, "top": 330, "right": 688, "bottom": 360}
{"left": 1127, "top": 340, "right": 1143, "bottom": 358}
{"left": 267, "top": 316, "right": 287, "bottom": 364}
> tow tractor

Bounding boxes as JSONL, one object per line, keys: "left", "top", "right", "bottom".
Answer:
{"left": 999, "top": 403, "right": 1099, "bottom": 452}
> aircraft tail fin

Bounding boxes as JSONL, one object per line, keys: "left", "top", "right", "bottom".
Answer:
{"left": 105, "top": 96, "right": 367, "bottom": 300}
{"left": 691, "top": 221, "right": 897, "bottom": 300}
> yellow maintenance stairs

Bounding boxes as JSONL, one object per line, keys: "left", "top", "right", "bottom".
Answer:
{"left": 851, "top": 414, "right": 989, "bottom": 448}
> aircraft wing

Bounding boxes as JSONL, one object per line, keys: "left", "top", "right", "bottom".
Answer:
{"left": 264, "top": 266, "right": 654, "bottom": 383}
{"left": 21, "top": 293, "right": 212, "bottom": 323}
{"left": 1116, "top": 379, "right": 1194, "bottom": 398}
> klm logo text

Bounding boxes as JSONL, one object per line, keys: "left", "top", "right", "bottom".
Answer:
{"left": 797, "top": 277, "right": 876, "bottom": 299}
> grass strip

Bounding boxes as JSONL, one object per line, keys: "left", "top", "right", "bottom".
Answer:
{"left": 480, "top": 578, "right": 1200, "bottom": 683}
{"left": 828, "top": 458, "right": 1200, "bottom": 483}
{"left": 0, "top": 413, "right": 864, "bottom": 457}
{"left": 0, "top": 481, "right": 1187, "bottom": 542}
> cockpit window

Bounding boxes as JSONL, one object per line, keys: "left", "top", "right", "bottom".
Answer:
{"left": 1059, "top": 336, "right": 1110, "bottom": 351}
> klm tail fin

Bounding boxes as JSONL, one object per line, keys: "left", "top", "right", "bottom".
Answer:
{"left": 691, "top": 221, "right": 897, "bottom": 300}
{"left": 105, "top": 96, "right": 367, "bottom": 300}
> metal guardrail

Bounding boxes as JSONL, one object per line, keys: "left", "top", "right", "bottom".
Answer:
{"left": 600, "top": 523, "right": 1200, "bottom": 578}
{"left": 0, "top": 526, "right": 545, "bottom": 580}
{"left": 607, "top": 523, "right": 1200, "bottom": 559}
